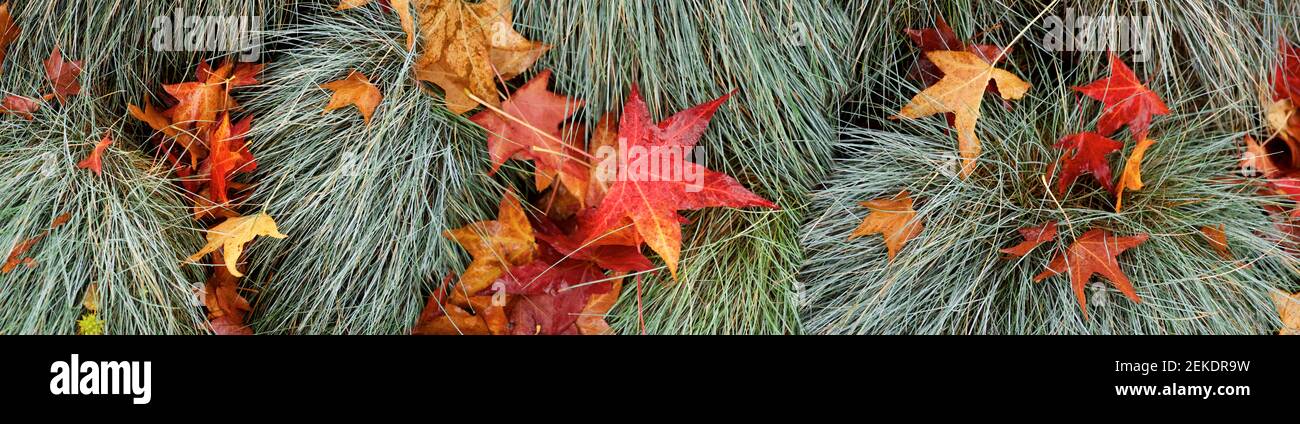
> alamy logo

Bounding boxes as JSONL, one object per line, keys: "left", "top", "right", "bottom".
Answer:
{"left": 49, "top": 354, "right": 152, "bottom": 405}
{"left": 151, "top": 8, "right": 263, "bottom": 61}
{"left": 1042, "top": 8, "right": 1153, "bottom": 62}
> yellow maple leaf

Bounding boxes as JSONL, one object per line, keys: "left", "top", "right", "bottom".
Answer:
{"left": 185, "top": 213, "right": 288, "bottom": 277}
{"left": 897, "top": 50, "right": 1031, "bottom": 178}
{"left": 444, "top": 193, "right": 536, "bottom": 294}
{"left": 321, "top": 69, "right": 383, "bottom": 125}
{"left": 1115, "top": 137, "right": 1155, "bottom": 211}
{"left": 413, "top": 0, "right": 549, "bottom": 114}
{"left": 848, "top": 191, "right": 924, "bottom": 261}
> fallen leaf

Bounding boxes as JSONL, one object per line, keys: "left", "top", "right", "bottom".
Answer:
{"left": 1271, "top": 289, "right": 1300, "bottom": 335}
{"left": 1033, "top": 228, "right": 1148, "bottom": 318}
{"left": 2, "top": 213, "right": 70, "bottom": 274}
{"left": 577, "top": 277, "right": 622, "bottom": 335}
{"left": 75, "top": 132, "right": 113, "bottom": 176}
{"left": 338, "top": 0, "right": 413, "bottom": 50}
{"left": 444, "top": 193, "right": 536, "bottom": 295}
{"left": 185, "top": 213, "right": 288, "bottom": 278}
{"left": 204, "top": 251, "right": 253, "bottom": 335}
{"left": 1240, "top": 134, "right": 1281, "bottom": 178}
{"left": 1200, "top": 224, "right": 1232, "bottom": 260}
{"left": 1000, "top": 220, "right": 1058, "bottom": 257}
{"left": 413, "top": 0, "right": 549, "bottom": 114}
{"left": 321, "top": 69, "right": 383, "bottom": 125}
{"left": 904, "top": 15, "right": 1010, "bottom": 87}
{"left": 0, "top": 2, "right": 20, "bottom": 73}
{"left": 1073, "top": 52, "right": 1169, "bottom": 141}
{"left": 471, "top": 69, "right": 587, "bottom": 196}
{"left": 1273, "top": 37, "right": 1300, "bottom": 105}
{"left": 585, "top": 112, "right": 619, "bottom": 206}
{"left": 82, "top": 282, "right": 98, "bottom": 312}
{"left": 1054, "top": 131, "right": 1123, "bottom": 195}
{"left": 1, "top": 94, "right": 38, "bottom": 120}
{"left": 896, "top": 50, "right": 1031, "bottom": 177}
{"left": 43, "top": 46, "right": 83, "bottom": 104}
{"left": 1115, "top": 137, "right": 1156, "bottom": 211}
{"left": 163, "top": 61, "right": 241, "bottom": 134}
{"left": 201, "top": 113, "right": 257, "bottom": 205}
{"left": 578, "top": 87, "right": 778, "bottom": 279}
{"left": 849, "top": 191, "right": 924, "bottom": 260}
{"left": 1264, "top": 98, "right": 1300, "bottom": 165}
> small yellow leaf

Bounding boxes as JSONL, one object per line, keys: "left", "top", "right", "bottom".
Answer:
{"left": 186, "top": 213, "right": 288, "bottom": 277}
{"left": 321, "top": 69, "right": 383, "bottom": 125}
{"left": 849, "top": 191, "right": 924, "bottom": 261}
{"left": 1115, "top": 137, "right": 1155, "bottom": 211}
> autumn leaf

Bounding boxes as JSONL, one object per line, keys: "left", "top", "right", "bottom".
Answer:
{"left": 0, "top": 2, "right": 19, "bottom": 73}
{"left": 1115, "top": 137, "right": 1156, "bottom": 211}
{"left": 321, "top": 69, "right": 383, "bottom": 125}
{"left": 75, "top": 132, "right": 113, "bottom": 176}
{"left": 1, "top": 94, "right": 38, "bottom": 120}
{"left": 577, "top": 277, "right": 622, "bottom": 335}
{"left": 338, "top": 0, "right": 413, "bottom": 50}
{"left": 578, "top": 87, "right": 778, "bottom": 279}
{"left": 202, "top": 113, "right": 257, "bottom": 205}
{"left": 1033, "top": 228, "right": 1148, "bottom": 318}
{"left": 413, "top": 0, "right": 549, "bottom": 114}
{"left": 848, "top": 191, "right": 924, "bottom": 261}
{"left": 1054, "top": 131, "right": 1123, "bottom": 195}
{"left": 44, "top": 46, "right": 83, "bottom": 104}
{"left": 1273, "top": 37, "right": 1300, "bottom": 105}
{"left": 163, "top": 60, "right": 243, "bottom": 133}
{"left": 1271, "top": 289, "right": 1300, "bottom": 335}
{"left": 586, "top": 112, "right": 619, "bottom": 206}
{"left": 904, "top": 15, "right": 1010, "bottom": 87}
{"left": 1200, "top": 224, "right": 1232, "bottom": 260}
{"left": 532, "top": 215, "right": 651, "bottom": 273}
{"left": 185, "top": 213, "right": 288, "bottom": 278}
{"left": 1000, "top": 220, "right": 1057, "bottom": 257}
{"left": 1073, "top": 52, "right": 1169, "bottom": 142}
{"left": 2, "top": 213, "right": 70, "bottom": 274}
{"left": 204, "top": 251, "right": 253, "bottom": 335}
{"left": 414, "top": 277, "right": 508, "bottom": 335}
{"left": 1264, "top": 98, "right": 1300, "bottom": 163}
{"left": 896, "top": 50, "right": 1031, "bottom": 178}
{"left": 1240, "top": 134, "right": 1281, "bottom": 178}
{"left": 471, "top": 69, "right": 588, "bottom": 196}
{"left": 444, "top": 193, "right": 536, "bottom": 295}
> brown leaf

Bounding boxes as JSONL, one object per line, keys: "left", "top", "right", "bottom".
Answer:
{"left": 1000, "top": 221, "right": 1057, "bottom": 257}
{"left": 2, "top": 213, "right": 70, "bottom": 273}
{"left": 443, "top": 193, "right": 536, "bottom": 294}
{"left": 75, "top": 132, "right": 113, "bottom": 176}
{"left": 0, "top": 2, "right": 20, "bottom": 73}
{"left": 185, "top": 213, "right": 288, "bottom": 278}
{"left": 44, "top": 46, "right": 83, "bottom": 104}
{"left": 1200, "top": 224, "right": 1232, "bottom": 260}
{"left": 1, "top": 95, "right": 38, "bottom": 120}
{"left": 321, "top": 69, "right": 383, "bottom": 125}
{"left": 577, "top": 277, "right": 622, "bottom": 335}
{"left": 413, "top": 0, "right": 549, "bottom": 114}
{"left": 848, "top": 191, "right": 924, "bottom": 261}
{"left": 1271, "top": 290, "right": 1300, "bottom": 335}
{"left": 1033, "top": 228, "right": 1148, "bottom": 319}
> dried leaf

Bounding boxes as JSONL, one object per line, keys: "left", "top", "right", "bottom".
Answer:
{"left": 1200, "top": 224, "right": 1232, "bottom": 260}
{"left": 413, "top": 0, "right": 549, "bottom": 114}
{"left": 0, "top": 2, "right": 20, "bottom": 73}
{"left": 471, "top": 69, "right": 587, "bottom": 195}
{"left": 185, "top": 213, "right": 288, "bottom": 278}
{"left": 321, "top": 69, "right": 383, "bottom": 125}
{"left": 1115, "top": 137, "right": 1156, "bottom": 211}
{"left": 75, "top": 132, "right": 113, "bottom": 176}
{"left": 849, "top": 191, "right": 924, "bottom": 261}
{"left": 1000, "top": 221, "right": 1057, "bottom": 257}
{"left": 1033, "top": 228, "right": 1148, "bottom": 319}
{"left": 44, "top": 46, "right": 83, "bottom": 104}
{"left": 444, "top": 193, "right": 536, "bottom": 294}
{"left": 0, "top": 94, "right": 37, "bottom": 120}
{"left": 1054, "top": 131, "right": 1122, "bottom": 195}
{"left": 1271, "top": 290, "right": 1300, "bottom": 335}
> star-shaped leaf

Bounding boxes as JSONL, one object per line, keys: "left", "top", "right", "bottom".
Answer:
{"left": 1054, "top": 131, "right": 1123, "bottom": 195}
{"left": 413, "top": 0, "right": 549, "bottom": 114}
{"left": 848, "top": 191, "right": 924, "bottom": 261}
{"left": 577, "top": 87, "right": 778, "bottom": 279}
{"left": 185, "top": 213, "right": 288, "bottom": 278}
{"left": 470, "top": 69, "right": 588, "bottom": 196}
{"left": 1033, "top": 228, "right": 1148, "bottom": 318}
{"left": 321, "top": 69, "right": 382, "bottom": 125}
{"left": 1073, "top": 52, "right": 1169, "bottom": 141}
{"left": 44, "top": 46, "right": 83, "bottom": 104}
{"left": 444, "top": 193, "right": 537, "bottom": 295}
{"left": 1000, "top": 220, "right": 1057, "bottom": 257}
{"left": 896, "top": 50, "right": 1031, "bottom": 178}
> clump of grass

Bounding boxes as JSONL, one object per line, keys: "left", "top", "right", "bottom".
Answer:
{"left": 240, "top": 3, "right": 500, "bottom": 334}
{"left": 801, "top": 1, "right": 1299, "bottom": 334}
{"left": 516, "top": 0, "right": 854, "bottom": 333}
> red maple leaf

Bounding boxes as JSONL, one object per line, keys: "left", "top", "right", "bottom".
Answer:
{"left": 75, "top": 132, "right": 113, "bottom": 176}
{"left": 197, "top": 60, "right": 263, "bottom": 89}
{"left": 43, "top": 46, "right": 83, "bottom": 104}
{"left": 531, "top": 214, "right": 651, "bottom": 273}
{"left": 1054, "top": 131, "right": 1123, "bottom": 195}
{"left": 1073, "top": 52, "right": 1169, "bottom": 141}
{"left": 470, "top": 69, "right": 589, "bottom": 197}
{"left": 578, "top": 87, "right": 778, "bottom": 278}
{"left": 163, "top": 60, "right": 242, "bottom": 132}
{"left": 1000, "top": 220, "right": 1058, "bottom": 257}
{"left": 904, "top": 15, "right": 1010, "bottom": 86}
{"left": 200, "top": 113, "right": 257, "bottom": 205}
{"left": 1033, "top": 228, "right": 1148, "bottom": 318}
{"left": 1274, "top": 37, "right": 1300, "bottom": 104}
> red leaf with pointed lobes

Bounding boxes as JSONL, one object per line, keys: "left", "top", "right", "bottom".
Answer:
{"left": 76, "top": 132, "right": 113, "bottom": 176}
{"left": 1274, "top": 37, "right": 1300, "bottom": 104}
{"left": 531, "top": 214, "right": 651, "bottom": 273}
{"left": 1073, "top": 52, "right": 1169, "bottom": 141}
{"left": 471, "top": 69, "right": 589, "bottom": 197}
{"left": 578, "top": 87, "right": 778, "bottom": 279}
{"left": 1054, "top": 131, "right": 1123, "bottom": 195}
{"left": 44, "top": 46, "right": 83, "bottom": 104}
{"left": 201, "top": 114, "right": 257, "bottom": 205}
{"left": 1000, "top": 221, "right": 1057, "bottom": 257}
{"left": 1033, "top": 228, "right": 1148, "bottom": 319}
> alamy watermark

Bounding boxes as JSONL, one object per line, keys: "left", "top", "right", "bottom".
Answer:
{"left": 151, "top": 9, "right": 262, "bottom": 61}
{"left": 1042, "top": 8, "right": 1153, "bottom": 62}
